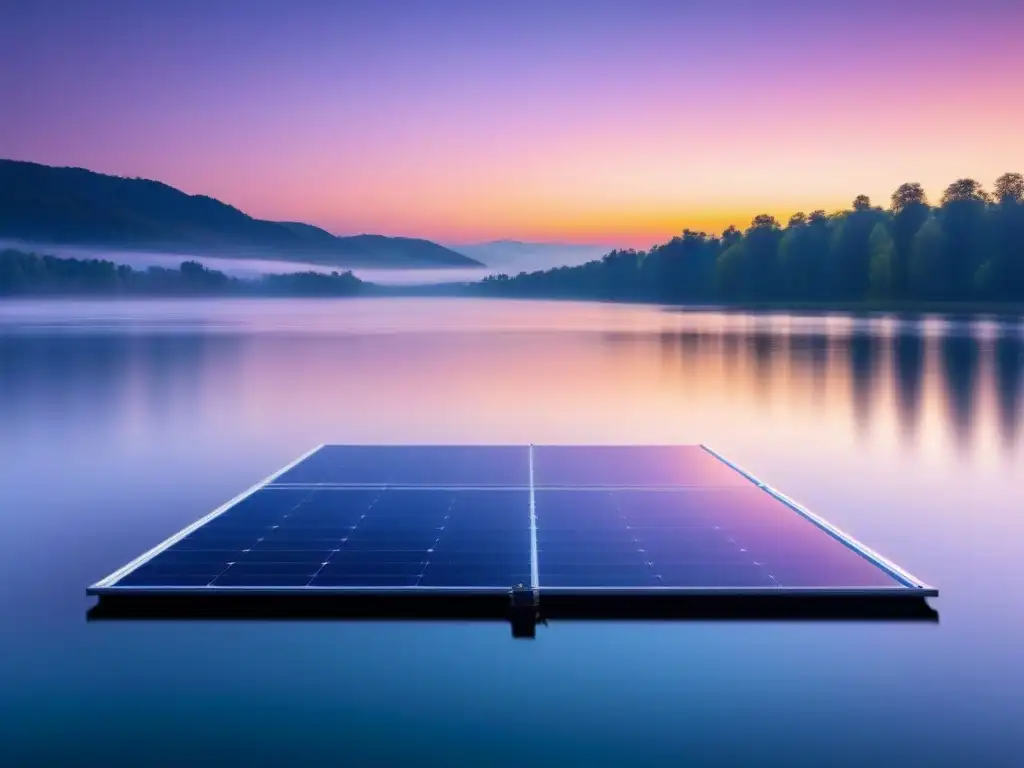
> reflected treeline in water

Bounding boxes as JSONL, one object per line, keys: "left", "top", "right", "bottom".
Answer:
{"left": 995, "top": 329, "right": 1024, "bottom": 449}
{"left": 1, "top": 312, "right": 1021, "bottom": 462}
{"left": 0, "top": 333, "right": 248, "bottom": 444}
{"left": 846, "top": 331, "right": 882, "bottom": 435}
{"left": 940, "top": 332, "right": 981, "bottom": 451}
{"left": 892, "top": 329, "right": 925, "bottom": 441}
{"left": 652, "top": 320, "right": 1023, "bottom": 456}
{"left": 749, "top": 328, "right": 778, "bottom": 405}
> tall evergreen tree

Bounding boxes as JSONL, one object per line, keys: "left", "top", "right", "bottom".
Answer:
{"left": 868, "top": 222, "right": 895, "bottom": 300}
{"left": 991, "top": 172, "right": 1024, "bottom": 300}
{"left": 939, "top": 179, "right": 990, "bottom": 299}
{"left": 889, "top": 183, "right": 930, "bottom": 300}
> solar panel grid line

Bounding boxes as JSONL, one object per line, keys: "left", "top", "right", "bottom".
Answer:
{"left": 696, "top": 504, "right": 783, "bottom": 589}
{"left": 206, "top": 486, "right": 322, "bottom": 588}
{"left": 608, "top": 490, "right": 659, "bottom": 585}
{"left": 415, "top": 493, "right": 457, "bottom": 587}
{"left": 306, "top": 489, "right": 382, "bottom": 586}
{"left": 88, "top": 444, "right": 326, "bottom": 590}
{"left": 528, "top": 444, "right": 539, "bottom": 590}
{"left": 698, "top": 444, "right": 936, "bottom": 593}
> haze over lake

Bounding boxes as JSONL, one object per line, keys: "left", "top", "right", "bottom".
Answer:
{"left": 2, "top": 297, "right": 1022, "bottom": 765}
{"left": 0, "top": 240, "right": 618, "bottom": 288}
{"left": 0, "top": 241, "right": 493, "bottom": 285}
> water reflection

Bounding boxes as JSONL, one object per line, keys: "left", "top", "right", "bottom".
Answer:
{"left": 848, "top": 331, "right": 881, "bottom": 437}
{"left": 893, "top": 329, "right": 926, "bottom": 445}
{"left": 2, "top": 305, "right": 1020, "bottom": 461}
{"left": 645, "top": 319, "right": 1020, "bottom": 458}
{"left": 749, "top": 329, "right": 775, "bottom": 405}
{"left": 995, "top": 328, "right": 1024, "bottom": 449}
{"left": 0, "top": 333, "right": 245, "bottom": 444}
{"left": 938, "top": 334, "right": 977, "bottom": 452}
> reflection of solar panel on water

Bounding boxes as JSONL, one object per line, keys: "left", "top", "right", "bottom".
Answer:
{"left": 88, "top": 445, "right": 937, "bottom": 634}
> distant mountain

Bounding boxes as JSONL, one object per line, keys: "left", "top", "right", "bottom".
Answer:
{"left": 452, "top": 240, "right": 611, "bottom": 272}
{"left": 0, "top": 160, "right": 482, "bottom": 268}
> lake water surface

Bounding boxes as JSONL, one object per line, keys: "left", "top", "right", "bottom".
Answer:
{"left": 1, "top": 298, "right": 1022, "bottom": 766}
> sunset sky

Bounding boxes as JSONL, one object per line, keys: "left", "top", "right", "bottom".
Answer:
{"left": 4, "top": 0, "right": 1023, "bottom": 248}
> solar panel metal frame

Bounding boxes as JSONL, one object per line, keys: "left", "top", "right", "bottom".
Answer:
{"left": 87, "top": 443, "right": 937, "bottom": 600}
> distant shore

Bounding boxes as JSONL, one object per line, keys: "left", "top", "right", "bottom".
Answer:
{"left": 3, "top": 248, "right": 1023, "bottom": 319}
{"left": 666, "top": 299, "right": 1024, "bottom": 317}
{"left": 471, "top": 292, "right": 1024, "bottom": 317}
{"left": 0, "top": 248, "right": 364, "bottom": 298}
{"left": 367, "top": 282, "right": 1024, "bottom": 316}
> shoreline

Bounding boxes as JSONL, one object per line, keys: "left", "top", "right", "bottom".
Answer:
{"left": 3, "top": 289, "right": 1023, "bottom": 320}
{"left": 453, "top": 288, "right": 1024, "bottom": 318}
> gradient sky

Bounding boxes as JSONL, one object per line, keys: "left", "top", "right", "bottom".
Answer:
{"left": 3, "top": 0, "right": 1022, "bottom": 248}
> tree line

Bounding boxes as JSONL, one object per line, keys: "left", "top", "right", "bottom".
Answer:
{"left": 479, "top": 173, "right": 1024, "bottom": 306}
{"left": 0, "top": 249, "right": 365, "bottom": 297}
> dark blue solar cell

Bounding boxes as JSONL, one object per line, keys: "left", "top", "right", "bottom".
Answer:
{"left": 344, "top": 535, "right": 439, "bottom": 551}
{"left": 129, "top": 561, "right": 224, "bottom": 578}
{"left": 652, "top": 563, "right": 776, "bottom": 588}
{"left": 419, "top": 566, "right": 529, "bottom": 587}
{"left": 388, "top": 447, "right": 530, "bottom": 486}
{"left": 214, "top": 562, "right": 321, "bottom": 577}
{"left": 114, "top": 486, "right": 531, "bottom": 590}
{"left": 352, "top": 520, "right": 444, "bottom": 535}
{"left": 271, "top": 445, "right": 530, "bottom": 486}
{"left": 541, "top": 567, "right": 658, "bottom": 588}
{"left": 425, "top": 551, "right": 526, "bottom": 566}
{"left": 154, "top": 549, "right": 244, "bottom": 564}
{"left": 318, "top": 561, "right": 427, "bottom": 577}
{"left": 534, "top": 488, "right": 906, "bottom": 589}
{"left": 116, "top": 573, "right": 215, "bottom": 587}
{"left": 263, "top": 529, "right": 354, "bottom": 541}
{"left": 250, "top": 537, "right": 343, "bottom": 551}
{"left": 271, "top": 448, "right": 392, "bottom": 485}
{"left": 538, "top": 549, "right": 648, "bottom": 566}
{"left": 236, "top": 550, "right": 335, "bottom": 564}
{"left": 323, "top": 549, "right": 425, "bottom": 564}
{"left": 171, "top": 536, "right": 255, "bottom": 551}
{"left": 532, "top": 445, "right": 754, "bottom": 488}
{"left": 310, "top": 575, "right": 420, "bottom": 587}
{"left": 214, "top": 574, "right": 315, "bottom": 587}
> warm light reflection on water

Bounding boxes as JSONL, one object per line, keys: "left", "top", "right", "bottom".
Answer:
{"left": 3, "top": 299, "right": 1019, "bottom": 461}
{"left": 1, "top": 297, "right": 1022, "bottom": 766}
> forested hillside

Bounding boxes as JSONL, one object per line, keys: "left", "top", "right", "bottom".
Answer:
{"left": 478, "top": 174, "right": 1024, "bottom": 306}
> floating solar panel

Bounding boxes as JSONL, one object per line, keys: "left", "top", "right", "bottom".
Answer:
{"left": 88, "top": 445, "right": 936, "bottom": 603}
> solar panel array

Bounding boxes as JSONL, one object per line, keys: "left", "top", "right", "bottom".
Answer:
{"left": 90, "top": 445, "right": 933, "bottom": 597}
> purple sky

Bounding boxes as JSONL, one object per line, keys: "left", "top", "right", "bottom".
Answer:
{"left": 3, "top": 0, "right": 1023, "bottom": 246}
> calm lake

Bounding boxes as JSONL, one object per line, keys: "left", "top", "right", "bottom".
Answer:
{"left": 1, "top": 297, "right": 1022, "bottom": 766}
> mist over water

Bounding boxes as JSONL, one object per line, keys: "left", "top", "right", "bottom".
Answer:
{"left": 2, "top": 297, "right": 1023, "bottom": 766}
{"left": 448, "top": 242, "right": 613, "bottom": 274}
{"left": 1, "top": 240, "right": 614, "bottom": 286}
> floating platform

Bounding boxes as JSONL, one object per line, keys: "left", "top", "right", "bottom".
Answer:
{"left": 87, "top": 445, "right": 936, "bottom": 632}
